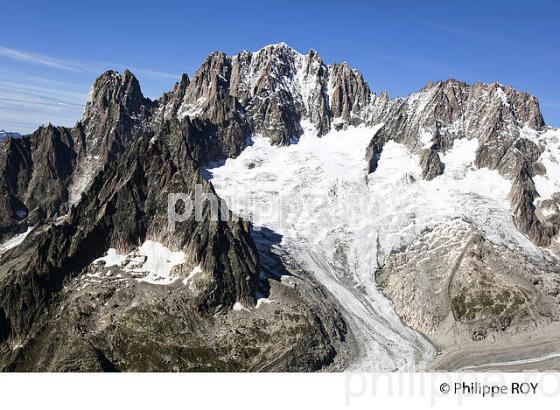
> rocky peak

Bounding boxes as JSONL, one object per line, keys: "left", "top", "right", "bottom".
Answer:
{"left": 83, "top": 69, "right": 147, "bottom": 121}
{"left": 0, "top": 124, "right": 80, "bottom": 239}
{"left": 365, "top": 76, "right": 551, "bottom": 246}
{"left": 156, "top": 43, "right": 384, "bottom": 145}
{"left": 404, "top": 79, "right": 545, "bottom": 138}
{"left": 80, "top": 69, "right": 153, "bottom": 157}
{"left": 230, "top": 43, "right": 330, "bottom": 143}
{"left": 68, "top": 70, "right": 156, "bottom": 206}
{"left": 367, "top": 78, "right": 546, "bottom": 164}
{"left": 328, "top": 62, "right": 373, "bottom": 127}
{"left": 493, "top": 83, "right": 545, "bottom": 130}
{"left": 158, "top": 44, "right": 334, "bottom": 144}
{"left": 166, "top": 73, "right": 191, "bottom": 102}
{"left": 152, "top": 73, "right": 190, "bottom": 126}
{"left": 158, "top": 44, "right": 547, "bottom": 162}
{"left": 184, "top": 52, "right": 232, "bottom": 108}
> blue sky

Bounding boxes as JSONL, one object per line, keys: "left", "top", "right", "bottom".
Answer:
{"left": 1, "top": 0, "right": 559, "bottom": 133}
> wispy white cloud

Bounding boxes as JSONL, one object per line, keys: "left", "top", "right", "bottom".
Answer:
{"left": 0, "top": 80, "right": 85, "bottom": 133}
{"left": 0, "top": 79, "right": 87, "bottom": 103}
{"left": 0, "top": 46, "right": 96, "bottom": 72}
{"left": 0, "top": 46, "right": 181, "bottom": 80}
{"left": 132, "top": 68, "right": 181, "bottom": 80}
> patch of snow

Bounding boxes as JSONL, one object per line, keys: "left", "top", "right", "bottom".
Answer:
{"left": 182, "top": 265, "right": 203, "bottom": 287}
{"left": 519, "top": 124, "right": 542, "bottom": 143}
{"left": 406, "top": 88, "right": 436, "bottom": 116}
{"left": 84, "top": 86, "right": 95, "bottom": 113}
{"left": 419, "top": 128, "right": 433, "bottom": 149}
{"left": 94, "top": 241, "right": 186, "bottom": 286}
{"left": 177, "top": 102, "right": 205, "bottom": 120}
{"left": 93, "top": 248, "right": 126, "bottom": 267}
{"left": 533, "top": 128, "right": 560, "bottom": 204}
{"left": 68, "top": 154, "right": 100, "bottom": 205}
{"left": 0, "top": 227, "right": 33, "bottom": 255}
{"left": 331, "top": 117, "right": 344, "bottom": 126}
{"left": 233, "top": 302, "right": 248, "bottom": 311}
{"left": 496, "top": 87, "right": 510, "bottom": 108}
{"left": 441, "top": 119, "right": 465, "bottom": 135}
{"left": 86, "top": 271, "right": 105, "bottom": 279}
{"left": 135, "top": 241, "right": 186, "bottom": 285}
{"left": 256, "top": 298, "right": 273, "bottom": 308}
{"left": 540, "top": 206, "right": 558, "bottom": 217}
{"left": 54, "top": 214, "right": 69, "bottom": 225}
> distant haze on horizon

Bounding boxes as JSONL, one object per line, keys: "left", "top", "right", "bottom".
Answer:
{"left": 1, "top": 0, "right": 559, "bottom": 133}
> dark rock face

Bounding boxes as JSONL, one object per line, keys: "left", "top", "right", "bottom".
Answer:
{"left": 70, "top": 70, "right": 157, "bottom": 204}
{"left": 474, "top": 133, "right": 543, "bottom": 177}
{"left": 76, "top": 119, "right": 259, "bottom": 309}
{"left": 0, "top": 70, "right": 157, "bottom": 240}
{"left": 0, "top": 125, "right": 80, "bottom": 239}
{"left": 509, "top": 162, "right": 557, "bottom": 246}
{"left": 420, "top": 149, "right": 443, "bottom": 180}
{"left": 365, "top": 127, "right": 386, "bottom": 174}
{"left": 0, "top": 119, "right": 260, "bottom": 351}
{"left": 0, "top": 137, "right": 32, "bottom": 238}
{"left": 26, "top": 126, "right": 78, "bottom": 217}
{"left": 328, "top": 63, "right": 372, "bottom": 127}
{"left": 0, "top": 123, "right": 350, "bottom": 370}
{"left": 79, "top": 69, "right": 154, "bottom": 162}
{"left": 153, "top": 56, "right": 251, "bottom": 161}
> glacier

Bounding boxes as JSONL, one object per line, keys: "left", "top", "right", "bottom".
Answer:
{"left": 204, "top": 120, "right": 552, "bottom": 370}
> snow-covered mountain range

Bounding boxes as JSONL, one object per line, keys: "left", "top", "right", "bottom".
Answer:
{"left": 0, "top": 130, "right": 21, "bottom": 140}
{"left": 1, "top": 43, "right": 560, "bottom": 371}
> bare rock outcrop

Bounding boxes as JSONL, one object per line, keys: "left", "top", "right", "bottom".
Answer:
{"left": 420, "top": 148, "right": 443, "bottom": 180}
{"left": 509, "top": 162, "right": 557, "bottom": 246}
{"left": 328, "top": 62, "right": 372, "bottom": 127}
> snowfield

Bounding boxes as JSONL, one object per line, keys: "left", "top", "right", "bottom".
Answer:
{"left": 205, "top": 122, "right": 544, "bottom": 370}
{"left": 0, "top": 227, "right": 33, "bottom": 256}
{"left": 530, "top": 128, "right": 560, "bottom": 203}
{"left": 93, "top": 240, "right": 188, "bottom": 285}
